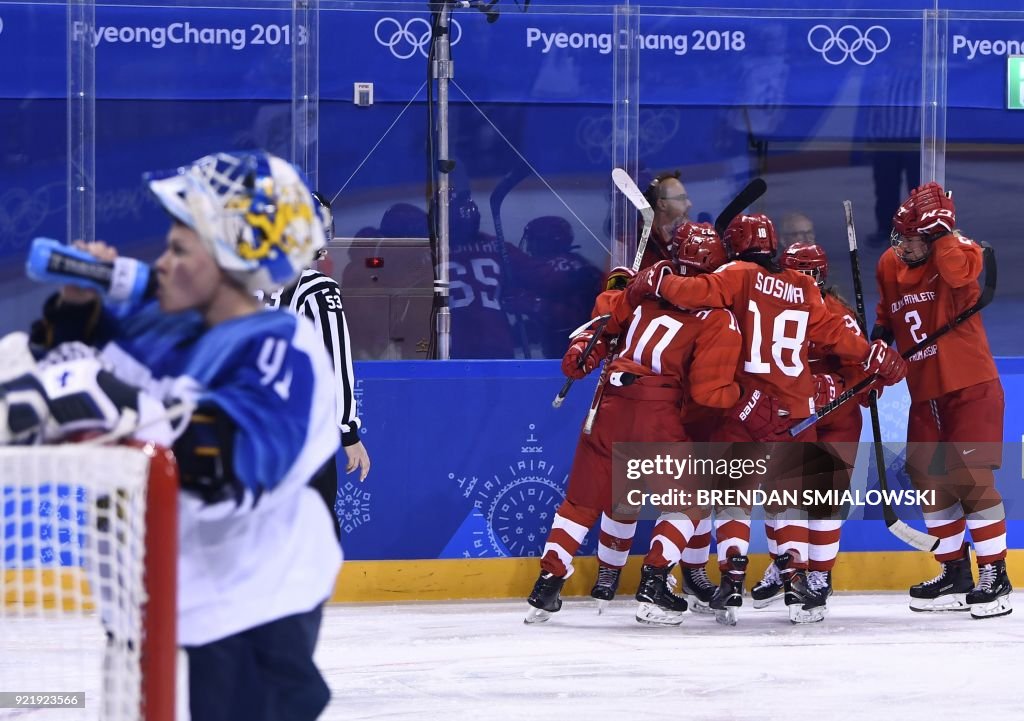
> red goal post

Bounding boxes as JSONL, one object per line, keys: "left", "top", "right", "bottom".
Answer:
{"left": 0, "top": 442, "right": 178, "bottom": 721}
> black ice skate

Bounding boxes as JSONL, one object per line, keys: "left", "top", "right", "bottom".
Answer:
{"left": 909, "top": 545, "right": 974, "bottom": 613}
{"left": 709, "top": 555, "right": 748, "bottom": 626}
{"left": 635, "top": 565, "right": 688, "bottom": 626}
{"left": 751, "top": 559, "right": 785, "bottom": 608}
{"left": 778, "top": 553, "right": 827, "bottom": 624}
{"left": 967, "top": 559, "right": 1013, "bottom": 619}
{"left": 590, "top": 564, "right": 621, "bottom": 614}
{"left": 681, "top": 566, "right": 716, "bottom": 615}
{"left": 525, "top": 572, "right": 566, "bottom": 624}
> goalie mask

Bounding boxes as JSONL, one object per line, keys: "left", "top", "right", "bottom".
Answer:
{"left": 147, "top": 151, "right": 326, "bottom": 294}
{"left": 723, "top": 213, "right": 778, "bottom": 258}
{"left": 781, "top": 242, "right": 828, "bottom": 288}
{"left": 672, "top": 221, "right": 729, "bottom": 276}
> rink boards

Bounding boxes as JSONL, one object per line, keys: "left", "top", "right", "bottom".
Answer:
{"left": 329, "top": 358, "right": 1024, "bottom": 600}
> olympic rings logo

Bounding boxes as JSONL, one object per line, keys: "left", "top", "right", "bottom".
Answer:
{"left": 374, "top": 17, "right": 462, "bottom": 60}
{"left": 807, "top": 24, "right": 891, "bottom": 66}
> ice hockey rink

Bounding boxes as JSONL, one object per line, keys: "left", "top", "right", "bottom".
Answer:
{"left": 2, "top": 592, "right": 1023, "bottom": 719}
{"left": 317, "top": 595, "right": 1024, "bottom": 721}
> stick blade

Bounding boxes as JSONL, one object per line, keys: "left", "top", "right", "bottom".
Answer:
{"left": 715, "top": 177, "right": 767, "bottom": 237}
{"left": 611, "top": 168, "right": 652, "bottom": 212}
{"left": 888, "top": 520, "right": 941, "bottom": 552}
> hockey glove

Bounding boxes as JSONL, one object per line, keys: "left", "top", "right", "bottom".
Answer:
{"left": 561, "top": 331, "right": 608, "bottom": 380}
{"left": 0, "top": 355, "right": 173, "bottom": 445}
{"left": 813, "top": 373, "right": 842, "bottom": 410}
{"left": 862, "top": 339, "right": 907, "bottom": 386}
{"left": 729, "top": 386, "right": 789, "bottom": 442}
{"left": 908, "top": 182, "right": 955, "bottom": 237}
{"left": 625, "top": 260, "right": 674, "bottom": 308}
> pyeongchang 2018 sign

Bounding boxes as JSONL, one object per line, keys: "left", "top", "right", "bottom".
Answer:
{"left": 0, "top": 2, "right": 1017, "bottom": 111}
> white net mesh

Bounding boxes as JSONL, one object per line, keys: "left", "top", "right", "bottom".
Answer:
{"left": 1, "top": 446, "right": 151, "bottom": 720}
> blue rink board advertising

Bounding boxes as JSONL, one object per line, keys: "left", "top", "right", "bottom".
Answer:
{"left": 3, "top": 360, "right": 1023, "bottom": 566}
{"left": 1, "top": 2, "right": 1023, "bottom": 112}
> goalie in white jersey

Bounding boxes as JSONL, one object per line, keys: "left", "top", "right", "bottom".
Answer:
{"left": 1, "top": 151, "right": 342, "bottom": 721}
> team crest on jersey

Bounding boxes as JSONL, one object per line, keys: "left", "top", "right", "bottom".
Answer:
{"left": 447, "top": 424, "right": 576, "bottom": 557}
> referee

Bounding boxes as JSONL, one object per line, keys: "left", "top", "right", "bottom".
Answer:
{"left": 261, "top": 191, "right": 371, "bottom": 539}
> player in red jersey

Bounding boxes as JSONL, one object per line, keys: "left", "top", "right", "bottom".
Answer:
{"left": 747, "top": 242, "right": 868, "bottom": 610}
{"left": 622, "top": 214, "right": 907, "bottom": 622}
{"left": 525, "top": 225, "right": 754, "bottom": 624}
{"left": 875, "top": 182, "right": 1010, "bottom": 618}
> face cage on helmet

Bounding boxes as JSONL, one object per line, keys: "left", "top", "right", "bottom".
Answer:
{"left": 792, "top": 267, "right": 825, "bottom": 289}
{"left": 890, "top": 228, "right": 930, "bottom": 267}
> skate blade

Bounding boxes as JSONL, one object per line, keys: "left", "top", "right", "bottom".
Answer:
{"left": 909, "top": 593, "right": 969, "bottom": 612}
{"left": 595, "top": 599, "right": 610, "bottom": 615}
{"left": 635, "top": 602, "right": 685, "bottom": 626}
{"left": 751, "top": 592, "right": 784, "bottom": 609}
{"left": 970, "top": 595, "right": 1012, "bottom": 619}
{"left": 686, "top": 596, "right": 715, "bottom": 615}
{"left": 714, "top": 607, "right": 738, "bottom": 626}
{"left": 524, "top": 607, "right": 554, "bottom": 624}
{"left": 789, "top": 604, "right": 826, "bottom": 624}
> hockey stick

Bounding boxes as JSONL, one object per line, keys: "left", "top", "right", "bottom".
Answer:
{"left": 790, "top": 240, "right": 996, "bottom": 438}
{"left": 491, "top": 165, "right": 532, "bottom": 359}
{"left": 581, "top": 170, "right": 655, "bottom": 434}
{"left": 844, "top": 200, "right": 939, "bottom": 552}
{"left": 715, "top": 177, "right": 768, "bottom": 237}
{"left": 552, "top": 313, "right": 612, "bottom": 408}
{"left": 611, "top": 168, "right": 655, "bottom": 272}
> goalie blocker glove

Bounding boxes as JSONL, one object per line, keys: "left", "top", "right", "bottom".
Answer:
{"left": 0, "top": 352, "right": 174, "bottom": 446}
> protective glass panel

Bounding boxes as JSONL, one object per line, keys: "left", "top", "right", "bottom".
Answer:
{"left": 320, "top": 2, "right": 624, "bottom": 360}
{"left": 943, "top": 10, "right": 1024, "bottom": 355}
{"left": 632, "top": 8, "right": 923, "bottom": 332}
{"left": 0, "top": 1, "right": 72, "bottom": 335}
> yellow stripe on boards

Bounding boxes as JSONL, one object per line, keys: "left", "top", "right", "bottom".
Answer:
{"left": 329, "top": 551, "right": 1024, "bottom": 603}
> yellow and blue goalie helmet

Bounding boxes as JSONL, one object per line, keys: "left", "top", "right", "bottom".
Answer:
{"left": 146, "top": 150, "right": 326, "bottom": 293}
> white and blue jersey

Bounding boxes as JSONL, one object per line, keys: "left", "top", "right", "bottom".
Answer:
{"left": 96, "top": 302, "right": 342, "bottom": 646}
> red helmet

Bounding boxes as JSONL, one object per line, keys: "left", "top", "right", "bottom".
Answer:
{"left": 672, "top": 221, "right": 730, "bottom": 275}
{"left": 781, "top": 242, "right": 829, "bottom": 287}
{"left": 723, "top": 213, "right": 778, "bottom": 257}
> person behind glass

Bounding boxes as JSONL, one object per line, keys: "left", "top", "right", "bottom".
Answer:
{"left": 876, "top": 182, "right": 1010, "bottom": 619}
{"left": 779, "top": 211, "right": 816, "bottom": 251}
{"left": 445, "top": 189, "right": 534, "bottom": 359}
{"left": 9, "top": 151, "right": 341, "bottom": 720}
{"left": 639, "top": 170, "right": 694, "bottom": 267}
{"left": 515, "top": 215, "right": 603, "bottom": 358}
{"left": 260, "top": 191, "right": 371, "bottom": 542}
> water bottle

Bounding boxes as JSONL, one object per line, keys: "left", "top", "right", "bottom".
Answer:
{"left": 26, "top": 238, "right": 156, "bottom": 304}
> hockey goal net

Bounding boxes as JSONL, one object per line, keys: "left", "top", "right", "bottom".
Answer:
{"left": 0, "top": 443, "right": 177, "bottom": 720}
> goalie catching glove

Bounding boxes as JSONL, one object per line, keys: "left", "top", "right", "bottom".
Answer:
{"left": 561, "top": 331, "right": 608, "bottom": 380}
{"left": 0, "top": 348, "right": 174, "bottom": 445}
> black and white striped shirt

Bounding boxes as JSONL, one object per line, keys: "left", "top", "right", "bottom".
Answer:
{"left": 260, "top": 269, "right": 361, "bottom": 446}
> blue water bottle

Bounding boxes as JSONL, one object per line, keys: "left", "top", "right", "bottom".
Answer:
{"left": 26, "top": 238, "right": 155, "bottom": 304}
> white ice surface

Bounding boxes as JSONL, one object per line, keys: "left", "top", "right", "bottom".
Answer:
{"left": 316, "top": 594, "right": 1024, "bottom": 721}
{"left": 4, "top": 594, "right": 1022, "bottom": 720}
